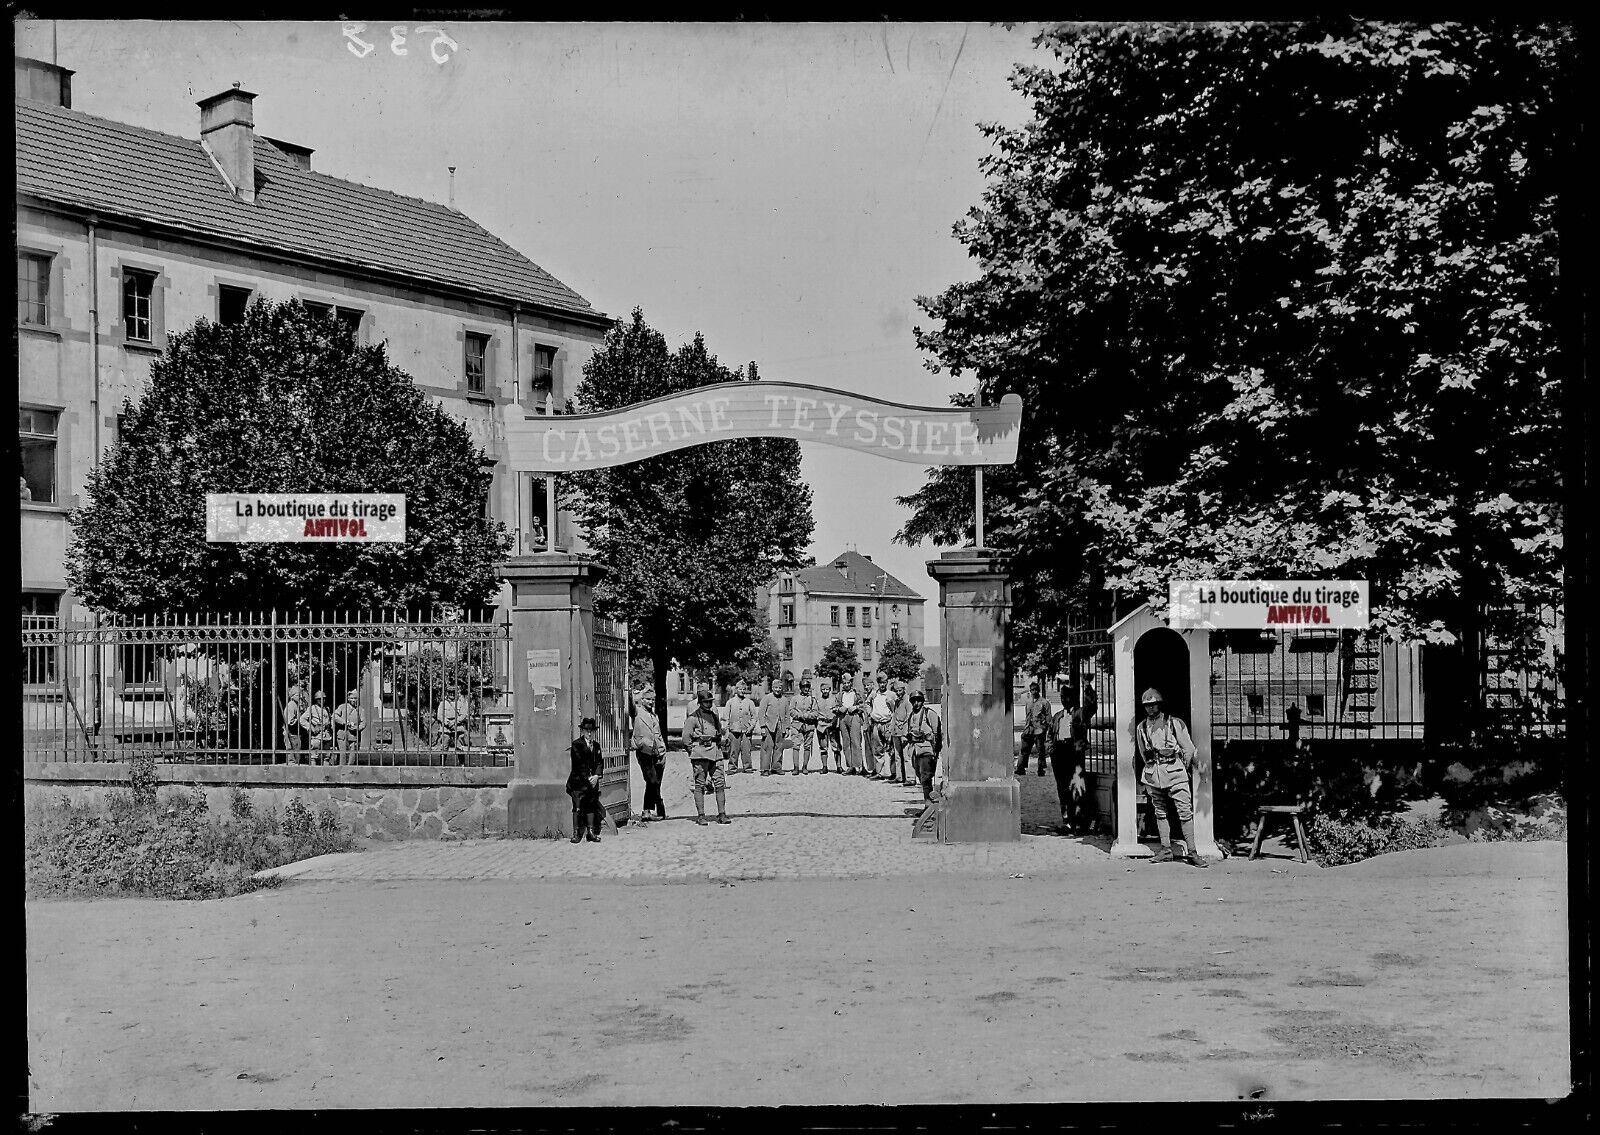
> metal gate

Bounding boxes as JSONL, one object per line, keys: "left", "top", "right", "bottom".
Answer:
{"left": 592, "top": 616, "right": 632, "bottom": 823}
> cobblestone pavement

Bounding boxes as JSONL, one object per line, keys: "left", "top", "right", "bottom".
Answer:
{"left": 272, "top": 752, "right": 1174, "bottom": 883}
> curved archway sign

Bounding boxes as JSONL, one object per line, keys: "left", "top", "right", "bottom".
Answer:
{"left": 501, "top": 382, "right": 1024, "bottom": 471}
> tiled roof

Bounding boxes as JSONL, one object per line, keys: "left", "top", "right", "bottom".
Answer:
{"left": 794, "top": 550, "right": 922, "bottom": 601}
{"left": 15, "top": 99, "right": 603, "bottom": 321}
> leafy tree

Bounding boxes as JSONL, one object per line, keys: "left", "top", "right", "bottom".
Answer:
{"left": 816, "top": 638, "right": 861, "bottom": 684}
{"left": 67, "top": 299, "right": 509, "bottom": 612}
{"left": 878, "top": 634, "right": 925, "bottom": 682}
{"left": 563, "top": 309, "right": 815, "bottom": 715}
{"left": 902, "top": 21, "right": 1571, "bottom": 735}
{"left": 921, "top": 662, "right": 945, "bottom": 698}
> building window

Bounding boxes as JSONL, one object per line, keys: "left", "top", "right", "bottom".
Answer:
{"left": 848, "top": 638, "right": 856, "bottom": 655}
{"left": 22, "top": 592, "right": 61, "bottom": 684}
{"left": 890, "top": 622, "right": 900, "bottom": 639}
{"left": 830, "top": 606, "right": 840, "bottom": 627}
{"left": 531, "top": 345, "right": 556, "bottom": 410}
{"left": 782, "top": 637, "right": 793, "bottom": 661}
{"left": 20, "top": 407, "right": 58, "bottom": 504}
{"left": 336, "top": 307, "right": 363, "bottom": 337}
{"left": 465, "top": 332, "right": 490, "bottom": 395}
{"left": 303, "top": 301, "right": 332, "bottom": 320}
{"left": 123, "top": 269, "right": 156, "bottom": 342}
{"left": 862, "top": 607, "right": 872, "bottom": 628}
{"left": 1305, "top": 693, "right": 1326, "bottom": 717}
{"left": 18, "top": 254, "right": 50, "bottom": 326}
{"left": 1247, "top": 691, "right": 1264, "bottom": 716}
{"left": 678, "top": 672, "right": 687, "bottom": 694}
{"left": 218, "top": 285, "right": 252, "bottom": 326}
{"left": 779, "top": 575, "right": 795, "bottom": 593}
{"left": 863, "top": 638, "right": 873, "bottom": 661}
{"left": 780, "top": 602, "right": 795, "bottom": 627}
{"left": 846, "top": 606, "right": 856, "bottom": 627}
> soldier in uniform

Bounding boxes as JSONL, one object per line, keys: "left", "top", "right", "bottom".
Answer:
{"left": 839, "top": 675, "right": 866, "bottom": 774}
{"left": 791, "top": 676, "right": 822, "bottom": 774}
{"left": 817, "top": 678, "right": 843, "bottom": 773}
{"left": 685, "top": 685, "right": 731, "bottom": 825}
{"left": 725, "top": 680, "right": 759, "bottom": 774}
{"left": 332, "top": 688, "right": 366, "bottom": 765}
{"left": 1133, "top": 687, "right": 1207, "bottom": 867}
{"left": 567, "top": 716, "right": 605, "bottom": 843}
{"left": 905, "top": 689, "right": 944, "bottom": 803}
{"left": 867, "top": 673, "right": 897, "bottom": 779}
{"left": 281, "top": 681, "right": 307, "bottom": 762}
{"left": 304, "top": 690, "right": 333, "bottom": 763}
{"left": 889, "top": 678, "right": 914, "bottom": 784}
{"left": 435, "top": 684, "right": 470, "bottom": 761}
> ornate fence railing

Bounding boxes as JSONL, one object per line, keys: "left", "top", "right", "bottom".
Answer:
{"left": 21, "top": 610, "right": 513, "bottom": 766}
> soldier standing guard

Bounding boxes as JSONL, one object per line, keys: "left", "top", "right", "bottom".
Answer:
{"left": 905, "top": 689, "right": 943, "bottom": 803}
{"left": 685, "top": 685, "right": 731, "bottom": 825}
{"left": 332, "top": 688, "right": 366, "bottom": 765}
{"left": 1134, "top": 687, "right": 1207, "bottom": 868}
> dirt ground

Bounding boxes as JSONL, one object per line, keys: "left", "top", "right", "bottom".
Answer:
{"left": 24, "top": 840, "right": 1569, "bottom": 1110}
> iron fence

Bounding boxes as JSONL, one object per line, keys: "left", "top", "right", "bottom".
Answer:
{"left": 592, "top": 616, "right": 632, "bottom": 822}
{"left": 1023, "top": 625, "right": 1117, "bottom": 775}
{"left": 22, "top": 610, "right": 512, "bottom": 765}
{"left": 1209, "top": 629, "right": 1425, "bottom": 742}
{"left": 1479, "top": 603, "right": 1565, "bottom": 738}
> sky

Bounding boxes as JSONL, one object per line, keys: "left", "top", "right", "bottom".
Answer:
{"left": 16, "top": 19, "right": 1049, "bottom": 652}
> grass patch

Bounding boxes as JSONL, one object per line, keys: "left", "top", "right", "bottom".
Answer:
{"left": 26, "top": 782, "right": 355, "bottom": 901}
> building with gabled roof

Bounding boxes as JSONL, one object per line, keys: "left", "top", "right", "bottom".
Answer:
{"left": 17, "top": 57, "right": 612, "bottom": 625}
{"left": 761, "top": 549, "right": 927, "bottom": 687}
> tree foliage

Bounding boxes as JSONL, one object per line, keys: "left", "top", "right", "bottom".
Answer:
{"left": 67, "top": 300, "right": 509, "bottom": 612}
{"left": 877, "top": 634, "right": 925, "bottom": 682}
{"left": 564, "top": 309, "right": 815, "bottom": 713}
{"left": 902, "top": 21, "right": 1570, "bottom": 682}
{"left": 816, "top": 637, "right": 861, "bottom": 683}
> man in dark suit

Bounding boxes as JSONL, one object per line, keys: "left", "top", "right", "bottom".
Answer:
{"left": 567, "top": 716, "right": 605, "bottom": 844}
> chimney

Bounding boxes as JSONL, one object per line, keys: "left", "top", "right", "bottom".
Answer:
{"left": 198, "top": 83, "right": 259, "bottom": 203}
{"left": 835, "top": 560, "right": 849, "bottom": 578}
{"left": 266, "top": 137, "right": 313, "bottom": 170}
{"left": 15, "top": 57, "right": 74, "bottom": 107}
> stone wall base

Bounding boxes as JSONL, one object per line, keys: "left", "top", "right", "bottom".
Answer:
{"left": 939, "top": 779, "right": 1022, "bottom": 843}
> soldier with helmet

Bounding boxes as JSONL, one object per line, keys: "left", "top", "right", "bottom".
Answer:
{"left": 1133, "top": 687, "right": 1206, "bottom": 867}
{"left": 790, "top": 675, "right": 823, "bottom": 774}
{"left": 685, "top": 684, "right": 731, "bottom": 825}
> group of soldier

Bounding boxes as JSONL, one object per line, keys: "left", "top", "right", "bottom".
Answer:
{"left": 622, "top": 671, "right": 945, "bottom": 829}
{"left": 278, "top": 682, "right": 472, "bottom": 764}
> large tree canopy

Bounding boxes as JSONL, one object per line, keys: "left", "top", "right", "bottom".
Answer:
{"left": 67, "top": 300, "right": 509, "bottom": 613}
{"left": 902, "top": 21, "right": 1570, "bottom": 678}
{"left": 564, "top": 309, "right": 815, "bottom": 713}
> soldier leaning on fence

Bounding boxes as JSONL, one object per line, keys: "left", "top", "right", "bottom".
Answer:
{"left": 685, "top": 685, "right": 730, "bottom": 825}
{"left": 632, "top": 689, "right": 668, "bottom": 821}
{"left": 281, "top": 682, "right": 308, "bottom": 761}
{"left": 332, "top": 689, "right": 366, "bottom": 765}
{"left": 304, "top": 691, "right": 333, "bottom": 762}
{"left": 1133, "top": 687, "right": 1207, "bottom": 868}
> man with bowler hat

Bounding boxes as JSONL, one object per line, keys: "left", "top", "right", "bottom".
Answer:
{"left": 567, "top": 716, "right": 605, "bottom": 843}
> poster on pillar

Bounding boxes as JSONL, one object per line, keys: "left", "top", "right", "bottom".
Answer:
{"left": 526, "top": 649, "right": 561, "bottom": 713}
{"left": 957, "top": 647, "right": 994, "bottom": 695}
{"left": 501, "top": 382, "right": 1024, "bottom": 472}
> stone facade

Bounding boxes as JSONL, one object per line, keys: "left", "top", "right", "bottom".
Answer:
{"left": 24, "top": 765, "right": 516, "bottom": 842}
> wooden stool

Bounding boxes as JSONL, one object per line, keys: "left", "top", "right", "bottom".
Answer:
{"left": 1249, "top": 804, "right": 1310, "bottom": 863}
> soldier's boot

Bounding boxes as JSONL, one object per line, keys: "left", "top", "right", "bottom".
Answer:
{"left": 587, "top": 812, "right": 602, "bottom": 843}
{"left": 692, "top": 788, "right": 708, "bottom": 826}
{"left": 569, "top": 810, "right": 583, "bottom": 844}
{"left": 714, "top": 788, "right": 730, "bottom": 824}
{"left": 1147, "top": 847, "right": 1174, "bottom": 864}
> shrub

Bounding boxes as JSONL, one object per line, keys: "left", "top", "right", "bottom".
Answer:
{"left": 26, "top": 784, "right": 356, "bottom": 901}
{"left": 229, "top": 785, "right": 254, "bottom": 820}
{"left": 1306, "top": 812, "right": 1444, "bottom": 868}
{"left": 1463, "top": 792, "right": 1567, "bottom": 843}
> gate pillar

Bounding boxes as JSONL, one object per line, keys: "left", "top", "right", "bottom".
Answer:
{"left": 498, "top": 554, "right": 607, "bottom": 838}
{"left": 927, "top": 549, "right": 1019, "bottom": 842}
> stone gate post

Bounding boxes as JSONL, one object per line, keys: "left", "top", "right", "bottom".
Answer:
{"left": 498, "top": 554, "right": 606, "bottom": 838}
{"left": 926, "top": 549, "right": 1019, "bottom": 842}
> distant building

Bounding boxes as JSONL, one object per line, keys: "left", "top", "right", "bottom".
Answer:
{"left": 761, "top": 550, "right": 927, "bottom": 686}
{"left": 17, "top": 57, "right": 610, "bottom": 625}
